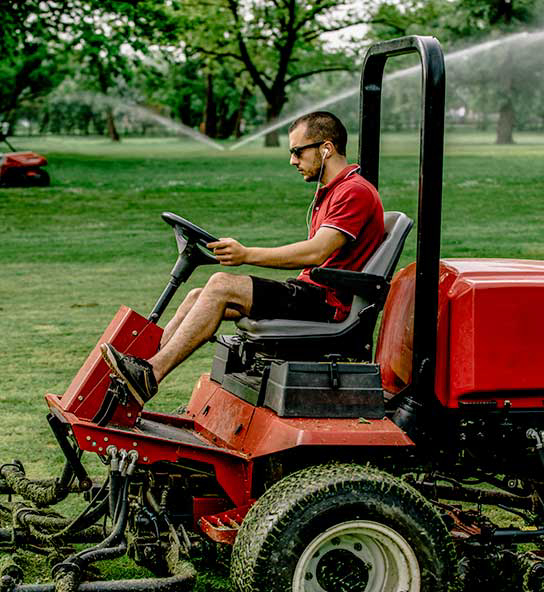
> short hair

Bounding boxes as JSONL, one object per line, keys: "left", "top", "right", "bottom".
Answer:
{"left": 289, "top": 111, "right": 348, "bottom": 156}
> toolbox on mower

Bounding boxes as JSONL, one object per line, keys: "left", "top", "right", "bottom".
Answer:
{"left": 263, "top": 360, "right": 384, "bottom": 418}
{"left": 210, "top": 336, "right": 384, "bottom": 418}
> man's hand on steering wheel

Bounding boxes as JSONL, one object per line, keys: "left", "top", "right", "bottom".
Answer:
{"left": 207, "top": 238, "right": 248, "bottom": 266}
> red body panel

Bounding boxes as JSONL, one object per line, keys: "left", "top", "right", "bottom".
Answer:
{"left": 185, "top": 375, "right": 414, "bottom": 456}
{"left": 0, "top": 151, "right": 47, "bottom": 177}
{"left": 377, "top": 259, "right": 544, "bottom": 409}
{"left": 60, "top": 306, "right": 162, "bottom": 426}
{"left": 46, "top": 394, "right": 253, "bottom": 506}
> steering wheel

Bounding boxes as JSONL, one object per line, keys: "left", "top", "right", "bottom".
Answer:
{"left": 161, "top": 211, "right": 221, "bottom": 267}
{"left": 161, "top": 211, "right": 219, "bottom": 248}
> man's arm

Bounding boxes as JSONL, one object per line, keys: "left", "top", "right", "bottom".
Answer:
{"left": 207, "top": 227, "right": 348, "bottom": 269}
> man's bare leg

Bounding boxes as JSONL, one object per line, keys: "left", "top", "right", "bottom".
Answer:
{"left": 161, "top": 288, "right": 244, "bottom": 348}
{"left": 161, "top": 288, "right": 202, "bottom": 347}
{"left": 150, "top": 273, "right": 253, "bottom": 382}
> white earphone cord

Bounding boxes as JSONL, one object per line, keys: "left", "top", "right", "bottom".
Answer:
{"left": 306, "top": 151, "right": 327, "bottom": 237}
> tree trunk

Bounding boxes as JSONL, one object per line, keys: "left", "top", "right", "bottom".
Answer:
{"left": 264, "top": 99, "right": 285, "bottom": 147}
{"left": 264, "top": 128, "right": 279, "bottom": 147}
{"left": 106, "top": 106, "right": 120, "bottom": 142}
{"left": 94, "top": 57, "right": 120, "bottom": 142}
{"left": 496, "top": 49, "right": 514, "bottom": 145}
{"left": 204, "top": 73, "right": 217, "bottom": 138}
{"left": 233, "top": 87, "right": 251, "bottom": 138}
{"left": 496, "top": 98, "right": 514, "bottom": 144}
{"left": 178, "top": 94, "right": 192, "bottom": 126}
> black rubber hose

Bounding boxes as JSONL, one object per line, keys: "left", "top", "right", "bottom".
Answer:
{"left": 108, "top": 472, "right": 120, "bottom": 520}
{"left": 0, "top": 465, "right": 69, "bottom": 508}
{"left": 10, "top": 476, "right": 109, "bottom": 543}
{"left": 51, "top": 542, "right": 128, "bottom": 591}
{"left": 2, "top": 567, "right": 196, "bottom": 592}
{"left": 70, "top": 478, "right": 129, "bottom": 565}
{"left": 16, "top": 496, "right": 108, "bottom": 538}
{"left": 70, "top": 540, "right": 127, "bottom": 567}
{"left": 52, "top": 477, "right": 110, "bottom": 538}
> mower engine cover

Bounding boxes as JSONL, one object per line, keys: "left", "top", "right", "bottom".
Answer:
{"left": 376, "top": 259, "right": 544, "bottom": 410}
{"left": 0, "top": 150, "right": 50, "bottom": 187}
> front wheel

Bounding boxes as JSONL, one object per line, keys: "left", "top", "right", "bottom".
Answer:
{"left": 292, "top": 518, "right": 420, "bottom": 591}
{"left": 231, "top": 463, "right": 459, "bottom": 592}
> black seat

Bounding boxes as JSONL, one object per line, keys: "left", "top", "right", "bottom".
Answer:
{"left": 235, "top": 211, "right": 414, "bottom": 360}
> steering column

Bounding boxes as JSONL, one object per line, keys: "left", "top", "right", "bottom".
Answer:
{"left": 148, "top": 212, "right": 219, "bottom": 323}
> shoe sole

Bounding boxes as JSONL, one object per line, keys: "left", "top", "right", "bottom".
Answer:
{"left": 100, "top": 344, "right": 146, "bottom": 407}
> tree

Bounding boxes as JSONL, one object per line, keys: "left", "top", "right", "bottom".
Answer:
{"left": 367, "top": 0, "right": 544, "bottom": 143}
{"left": 1, "top": 0, "right": 177, "bottom": 140}
{"left": 174, "top": 0, "right": 369, "bottom": 145}
{"left": 0, "top": 0, "right": 71, "bottom": 131}
{"left": 453, "top": 0, "right": 544, "bottom": 144}
{"left": 63, "top": 1, "right": 178, "bottom": 141}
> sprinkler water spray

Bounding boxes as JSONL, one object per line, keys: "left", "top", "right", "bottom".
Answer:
{"left": 63, "top": 93, "right": 226, "bottom": 151}
{"left": 229, "top": 29, "right": 544, "bottom": 151}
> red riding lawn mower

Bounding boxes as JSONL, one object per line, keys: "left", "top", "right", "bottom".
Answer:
{"left": 0, "top": 127, "right": 50, "bottom": 187}
{"left": 2, "top": 36, "right": 544, "bottom": 592}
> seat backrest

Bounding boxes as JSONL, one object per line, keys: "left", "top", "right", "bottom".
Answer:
{"left": 364, "top": 211, "right": 414, "bottom": 280}
{"left": 340, "top": 211, "right": 413, "bottom": 324}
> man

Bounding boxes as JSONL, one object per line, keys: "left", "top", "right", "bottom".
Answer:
{"left": 100, "top": 111, "right": 384, "bottom": 406}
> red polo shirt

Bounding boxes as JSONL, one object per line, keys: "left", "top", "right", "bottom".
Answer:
{"left": 298, "top": 164, "right": 384, "bottom": 320}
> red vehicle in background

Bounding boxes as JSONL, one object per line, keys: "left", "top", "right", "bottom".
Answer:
{"left": 0, "top": 125, "right": 50, "bottom": 187}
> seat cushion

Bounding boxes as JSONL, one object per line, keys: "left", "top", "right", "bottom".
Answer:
{"left": 236, "top": 314, "right": 359, "bottom": 340}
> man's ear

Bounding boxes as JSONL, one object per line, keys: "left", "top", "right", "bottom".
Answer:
{"left": 321, "top": 142, "right": 332, "bottom": 158}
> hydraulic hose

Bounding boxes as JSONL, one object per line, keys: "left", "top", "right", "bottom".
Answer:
{"left": 9, "top": 479, "right": 109, "bottom": 544}
{"left": 0, "top": 568, "right": 196, "bottom": 592}
{"left": 1, "top": 449, "right": 197, "bottom": 592}
{"left": 47, "top": 465, "right": 131, "bottom": 592}
{"left": 0, "top": 464, "right": 71, "bottom": 508}
{"left": 70, "top": 540, "right": 127, "bottom": 567}
{"left": 106, "top": 448, "right": 121, "bottom": 521}
{"left": 87, "top": 480, "right": 128, "bottom": 550}
{"left": 61, "top": 472, "right": 131, "bottom": 571}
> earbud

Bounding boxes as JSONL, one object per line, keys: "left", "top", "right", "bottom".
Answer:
{"left": 322, "top": 147, "right": 329, "bottom": 158}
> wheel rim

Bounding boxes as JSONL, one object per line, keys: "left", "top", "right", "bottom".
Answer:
{"left": 292, "top": 519, "right": 421, "bottom": 592}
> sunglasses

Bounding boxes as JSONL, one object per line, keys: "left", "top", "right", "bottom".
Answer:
{"left": 289, "top": 140, "right": 325, "bottom": 158}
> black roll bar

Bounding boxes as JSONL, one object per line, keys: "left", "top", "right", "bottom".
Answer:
{"left": 358, "top": 36, "right": 446, "bottom": 430}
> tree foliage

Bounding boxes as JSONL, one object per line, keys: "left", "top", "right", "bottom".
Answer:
{"left": 171, "top": 0, "right": 368, "bottom": 144}
{"left": 367, "top": 0, "right": 544, "bottom": 143}
{"left": 3, "top": 0, "right": 544, "bottom": 143}
{"left": 0, "top": 1, "right": 71, "bottom": 129}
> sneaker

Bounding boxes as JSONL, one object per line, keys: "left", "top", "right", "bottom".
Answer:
{"left": 100, "top": 343, "right": 158, "bottom": 406}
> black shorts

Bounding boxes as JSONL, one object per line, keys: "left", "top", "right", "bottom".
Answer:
{"left": 249, "top": 276, "right": 336, "bottom": 322}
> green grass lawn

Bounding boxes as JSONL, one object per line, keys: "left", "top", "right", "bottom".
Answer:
{"left": 1, "top": 130, "right": 544, "bottom": 586}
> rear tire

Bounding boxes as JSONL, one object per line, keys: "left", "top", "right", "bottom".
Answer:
{"left": 31, "top": 169, "right": 50, "bottom": 186}
{"left": 231, "top": 463, "right": 459, "bottom": 592}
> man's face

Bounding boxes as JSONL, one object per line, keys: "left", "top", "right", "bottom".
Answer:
{"left": 289, "top": 124, "right": 323, "bottom": 183}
